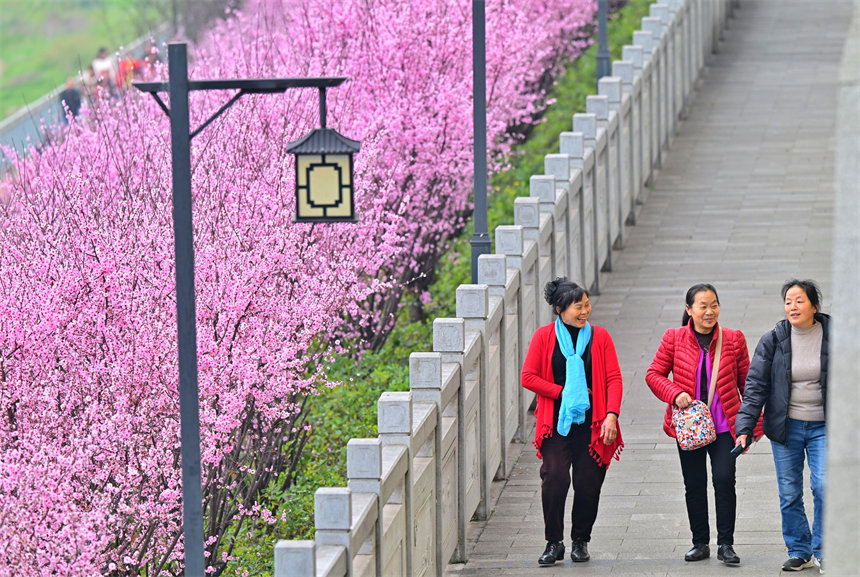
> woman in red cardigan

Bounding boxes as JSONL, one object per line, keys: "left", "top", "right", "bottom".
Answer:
{"left": 521, "top": 278, "right": 623, "bottom": 567}
{"left": 646, "top": 283, "right": 759, "bottom": 566}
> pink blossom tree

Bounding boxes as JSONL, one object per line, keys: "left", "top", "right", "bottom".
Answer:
{"left": 0, "top": 0, "right": 597, "bottom": 574}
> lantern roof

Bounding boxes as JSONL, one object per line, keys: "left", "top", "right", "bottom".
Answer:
{"left": 287, "top": 127, "right": 360, "bottom": 154}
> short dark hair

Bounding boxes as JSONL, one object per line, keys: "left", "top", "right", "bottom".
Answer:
{"left": 781, "top": 279, "right": 821, "bottom": 310}
{"left": 682, "top": 283, "right": 719, "bottom": 327}
{"left": 544, "top": 277, "right": 588, "bottom": 314}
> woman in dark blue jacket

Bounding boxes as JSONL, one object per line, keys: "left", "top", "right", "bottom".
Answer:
{"left": 735, "top": 279, "right": 829, "bottom": 573}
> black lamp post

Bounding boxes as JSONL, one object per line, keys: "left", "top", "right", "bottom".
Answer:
{"left": 596, "top": 0, "right": 611, "bottom": 87}
{"left": 133, "top": 42, "right": 359, "bottom": 577}
{"left": 471, "top": 0, "right": 491, "bottom": 283}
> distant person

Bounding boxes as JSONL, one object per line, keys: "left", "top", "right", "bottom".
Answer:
{"left": 92, "top": 47, "right": 117, "bottom": 97}
{"left": 58, "top": 78, "right": 81, "bottom": 121}
{"left": 735, "top": 279, "right": 829, "bottom": 573}
{"left": 646, "top": 283, "right": 759, "bottom": 565}
{"left": 117, "top": 52, "right": 142, "bottom": 91}
{"left": 521, "top": 277, "right": 623, "bottom": 566}
{"left": 81, "top": 65, "right": 98, "bottom": 98}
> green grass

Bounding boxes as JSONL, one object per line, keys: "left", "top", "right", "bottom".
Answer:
{"left": 219, "top": 1, "right": 655, "bottom": 575}
{"left": 0, "top": 0, "right": 166, "bottom": 119}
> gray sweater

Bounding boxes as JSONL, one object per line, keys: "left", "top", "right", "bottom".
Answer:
{"left": 788, "top": 322, "right": 825, "bottom": 421}
{"left": 736, "top": 313, "right": 830, "bottom": 445}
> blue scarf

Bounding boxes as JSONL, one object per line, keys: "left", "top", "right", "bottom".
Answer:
{"left": 555, "top": 317, "right": 592, "bottom": 435}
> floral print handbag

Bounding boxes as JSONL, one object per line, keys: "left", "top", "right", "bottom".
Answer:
{"left": 671, "top": 328, "right": 722, "bottom": 451}
{"left": 672, "top": 400, "right": 717, "bottom": 450}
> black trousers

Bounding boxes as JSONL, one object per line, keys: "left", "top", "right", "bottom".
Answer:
{"left": 677, "top": 431, "right": 737, "bottom": 546}
{"left": 539, "top": 416, "right": 607, "bottom": 543}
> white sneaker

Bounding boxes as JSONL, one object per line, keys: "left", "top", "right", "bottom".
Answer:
{"left": 814, "top": 557, "right": 823, "bottom": 574}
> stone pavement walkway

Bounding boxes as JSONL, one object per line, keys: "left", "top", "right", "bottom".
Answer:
{"left": 445, "top": 1, "right": 853, "bottom": 575}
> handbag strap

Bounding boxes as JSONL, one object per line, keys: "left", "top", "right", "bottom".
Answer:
{"left": 707, "top": 328, "right": 723, "bottom": 408}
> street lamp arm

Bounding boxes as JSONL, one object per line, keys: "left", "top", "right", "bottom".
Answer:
{"left": 133, "top": 77, "right": 349, "bottom": 140}
{"left": 189, "top": 90, "right": 247, "bottom": 140}
{"left": 188, "top": 77, "right": 347, "bottom": 92}
{"left": 133, "top": 77, "right": 347, "bottom": 94}
{"left": 137, "top": 87, "right": 251, "bottom": 140}
{"left": 146, "top": 92, "right": 171, "bottom": 118}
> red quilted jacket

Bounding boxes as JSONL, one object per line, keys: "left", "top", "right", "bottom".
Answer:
{"left": 646, "top": 322, "right": 761, "bottom": 439}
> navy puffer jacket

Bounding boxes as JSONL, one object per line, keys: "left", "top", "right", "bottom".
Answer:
{"left": 735, "top": 313, "right": 830, "bottom": 445}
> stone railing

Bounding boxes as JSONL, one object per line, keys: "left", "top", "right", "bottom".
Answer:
{"left": 275, "top": 1, "right": 736, "bottom": 576}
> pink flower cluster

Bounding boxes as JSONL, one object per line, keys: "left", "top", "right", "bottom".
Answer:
{"left": 0, "top": 0, "right": 595, "bottom": 574}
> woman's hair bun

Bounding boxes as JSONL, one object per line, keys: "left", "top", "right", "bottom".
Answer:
{"left": 544, "top": 277, "right": 565, "bottom": 305}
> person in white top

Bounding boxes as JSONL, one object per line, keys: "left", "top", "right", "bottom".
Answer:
{"left": 91, "top": 47, "right": 117, "bottom": 96}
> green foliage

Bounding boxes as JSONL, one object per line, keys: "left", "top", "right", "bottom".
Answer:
{"left": 221, "top": 1, "right": 654, "bottom": 574}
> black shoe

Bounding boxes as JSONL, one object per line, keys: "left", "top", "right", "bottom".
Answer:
{"left": 570, "top": 540, "right": 590, "bottom": 562}
{"left": 685, "top": 543, "right": 710, "bottom": 562}
{"left": 782, "top": 557, "right": 814, "bottom": 571}
{"left": 538, "top": 541, "right": 565, "bottom": 566}
{"left": 718, "top": 544, "right": 740, "bottom": 565}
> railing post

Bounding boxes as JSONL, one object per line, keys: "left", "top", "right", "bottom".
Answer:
{"left": 410, "top": 352, "right": 458, "bottom": 575}
{"left": 530, "top": 175, "right": 561, "bottom": 281}
{"left": 572, "top": 113, "right": 600, "bottom": 292}
{"left": 586, "top": 94, "right": 612, "bottom": 271}
{"left": 433, "top": 317, "right": 473, "bottom": 563}
{"left": 634, "top": 28, "right": 659, "bottom": 177}
{"left": 599, "top": 75, "right": 625, "bottom": 252}
{"left": 613, "top": 61, "right": 636, "bottom": 229}
{"left": 558, "top": 134, "right": 586, "bottom": 285}
{"left": 650, "top": 4, "right": 673, "bottom": 139}
{"left": 274, "top": 540, "right": 315, "bottom": 577}
{"left": 514, "top": 196, "right": 552, "bottom": 327}
{"left": 478, "top": 254, "right": 521, "bottom": 479}
{"left": 531, "top": 174, "right": 569, "bottom": 280}
{"left": 674, "top": 0, "right": 692, "bottom": 116}
{"left": 314, "top": 488, "right": 355, "bottom": 576}
{"left": 494, "top": 225, "right": 537, "bottom": 440}
{"left": 666, "top": 1, "right": 680, "bottom": 134}
{"left": 642, "top": 17, "right": 666, "bottom": 166}
{"left": 346, "top": 440, "right": 383, "bottom": 574}
{"left": 622, "top": 45, "right": 645, "bottom": 207}
{"left": 457, "top": 284, "right": 501, "bottom": 520}
{"left": 377, "top": 391, "right": 415, "bottom": 576}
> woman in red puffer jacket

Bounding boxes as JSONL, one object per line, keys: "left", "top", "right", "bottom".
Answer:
{"left": 646, "top": 283, "right": 760, "bottom": 566}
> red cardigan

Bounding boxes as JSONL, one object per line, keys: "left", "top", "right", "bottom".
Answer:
{"left": 521, "top": 322, "right": 624, "bottom": 467}
{"left": 646, "top": 322, "right": 762, "bottom": 439}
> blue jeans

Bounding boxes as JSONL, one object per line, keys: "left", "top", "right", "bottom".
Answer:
{"left": 770, "top": 419, "right": 827, "bottom": 560}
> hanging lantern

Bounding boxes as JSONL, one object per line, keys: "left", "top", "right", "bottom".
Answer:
{"left": 287, "top": 127, "right": 360, "bottom": 222}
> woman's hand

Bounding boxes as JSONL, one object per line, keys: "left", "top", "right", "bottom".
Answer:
{"left": 600, "top": 413, "right": 618, "bottom": 445}
{"left": 674, "top": 392, "right": 693, "bottom": 409}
